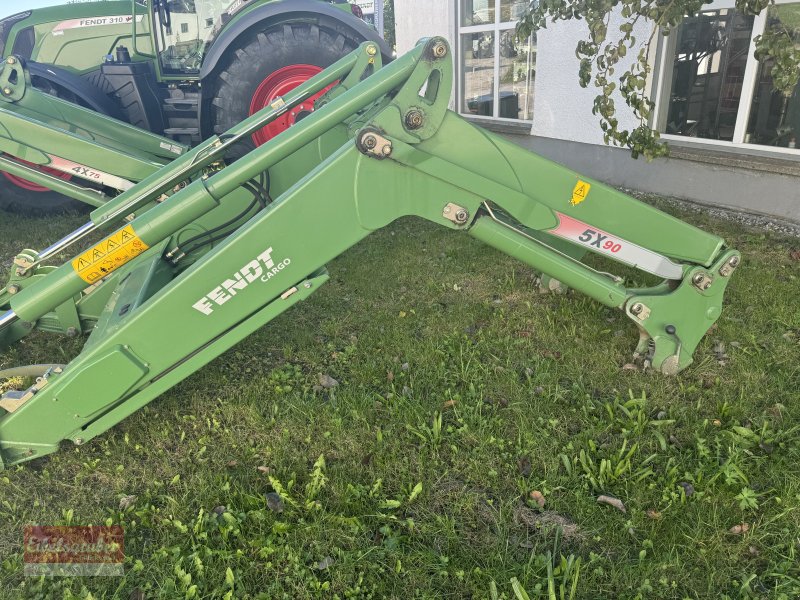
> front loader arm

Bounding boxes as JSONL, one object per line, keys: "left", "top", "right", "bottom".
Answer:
{"left": 0, "top": 38, "right": 739, "bottom": 469}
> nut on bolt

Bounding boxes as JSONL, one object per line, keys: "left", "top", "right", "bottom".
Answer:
{"left": 6, "top": 57, "right": 15, "bottom": 65}
{"left": 692, "top": 272, "right": 713, "bottom": 290}
{"left": 366, "top": 44, "right": 378, "bottom": 56}
{"left": 432, "top": 41, "right": 448, "bottom": 58}
{"left": 7, "top": 284, "right": 20, "bottom": 295}
{"left": 405, "top": 110, "right": 424, "bottom": 130}
{"left": 630, "top": 302, "right": 645, "bottom": 316}
{"left": 719, "top": 255, "right": 741, "bottom": 277}
{"left": 362, "top": 134, "right": 378, "bottom": 150}
{"left": 454, "top": 209, "right": 469, "bottom": 224}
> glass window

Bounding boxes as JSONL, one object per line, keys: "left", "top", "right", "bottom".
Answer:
{"left": 746, "top": 3, "right": 800, "bottom": 148}
{"left": 664, "top": 10, "right": 754, "bottom": 141}
{"left": 458, "top": 0, "right": 537, "bottom": 122}
{"left": 500, "top": 0, "right": 528, "bottom": 23}
{"left": 499, "top": 30, "right": 535, "bottom": 120}
{"left": 154, "top": 0, "right": 232, "bottom": 75}
{"left": 462, "top": 32, "right": 496, "bottom": 116}
{"left": 461, "top": 0, "right": 495, "bottom": 26}
{"left": 657, "top": 1, "right": 799, "bottom": 154}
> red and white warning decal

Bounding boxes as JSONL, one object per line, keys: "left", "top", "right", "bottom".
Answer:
{"left": 48, "top": 155, "right": 135, "bottom": 191}
{"left": 549, "top": 212, "right": 684, "bottom": 280}
{"left": 52, "top": 15, "right": 143, "bottom": 35}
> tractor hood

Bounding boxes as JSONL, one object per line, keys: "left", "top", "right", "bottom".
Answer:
{"left": 0, "top": 1, "right": 132, "bottom": 60}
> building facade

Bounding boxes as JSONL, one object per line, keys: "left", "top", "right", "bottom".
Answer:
{"left": 395, "top": 0, "right": 800, "bottom": 222}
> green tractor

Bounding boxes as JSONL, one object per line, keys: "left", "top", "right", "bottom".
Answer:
{"left": 0, "top": 0, "right": 388, "bottom": 212}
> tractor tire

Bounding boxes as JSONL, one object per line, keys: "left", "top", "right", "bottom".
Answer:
{"left": 0, "top": 173, "right": 83, "bottom": 215}
{"left": 210, "top": 20, "right": 363, "bottom": 152}
{"left": 0, "top": 78, "right": 89, "bottom": 215}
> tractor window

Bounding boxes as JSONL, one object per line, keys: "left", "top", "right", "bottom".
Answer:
{"left": 154, "top": 0, "right": 231, "bottom": 75}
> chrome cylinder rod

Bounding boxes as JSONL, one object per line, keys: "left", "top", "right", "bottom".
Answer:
{"left": 0, "top": 310, "right": 19, "bottom": 331}
{"left": 39, "top": 222, "right": 96, "bottom": 261}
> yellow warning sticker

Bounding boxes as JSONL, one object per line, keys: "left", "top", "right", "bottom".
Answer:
{"left": 72, "top": 225, "right": 149, "bottom": 284}
{"left": 570, "top": 180, "right": 591, "bottom": 206}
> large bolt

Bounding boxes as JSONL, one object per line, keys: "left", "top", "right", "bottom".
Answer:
{"left": 7, "top": 284, "right": 20, "bottom": 295}
{"left": 2, "top": 88, "right": 11, "bottom": 96}
{"left": 432, "top": 42, "right": 448, "bottom": 58}
{"left": 362, "top": 134, "right": 377, "bottom": 150}
{"left": 728, "top": 256, "right": 740, "bottom": 268}
{"left": 6, "top": 57, "right": 16, "bottom": 65}
{"left": 381, "top": 144, "right": 392, "bottom": 157}
{"left": 366, "top": 45, "right": 378, "bottom": 56}
{"left": 405, "top": 110, "right": 424, "bottom": 130}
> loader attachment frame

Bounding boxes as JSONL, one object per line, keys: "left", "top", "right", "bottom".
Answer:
{"left": 0, "top": 39, "right": 739, "bottom": 470}
{"left": 0, "top": 56, "right": 189, "bottom": 207}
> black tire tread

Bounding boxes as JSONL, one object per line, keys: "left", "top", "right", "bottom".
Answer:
{"left": 210, "top": 20, "right": 363, "bottom": 144}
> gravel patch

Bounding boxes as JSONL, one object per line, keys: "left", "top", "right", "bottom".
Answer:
{"left": 623, "top": 189, "right": 800, "bottom": 238}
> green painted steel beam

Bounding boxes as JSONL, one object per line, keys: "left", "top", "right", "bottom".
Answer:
{"left": 470, "top": 216, "right": 629, "bottom": 308}
{"left": 0, "top": 155, "right": 109, "bottom": 207}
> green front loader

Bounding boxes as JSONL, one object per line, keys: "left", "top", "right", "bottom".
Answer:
{"left": 0, "top": 0, "right": 388, "bottom": 212}
{"left": 0, "top": 39, "right": 740, "bottom": 470}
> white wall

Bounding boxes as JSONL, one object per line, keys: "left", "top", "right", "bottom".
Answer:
{"left": 532, "top": 14, "right": 652, "bottom": 145}
{"left": 394, "top": 0, "right": 454, "bottom": 55}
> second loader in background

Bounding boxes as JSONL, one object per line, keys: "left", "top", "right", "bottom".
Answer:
{"left": 0, "top": 0, "right": 388, "bottom": 212}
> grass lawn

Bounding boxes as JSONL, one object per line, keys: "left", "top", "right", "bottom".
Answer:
{"left": 0, "top": 198, "right": 798, "bottom": 599}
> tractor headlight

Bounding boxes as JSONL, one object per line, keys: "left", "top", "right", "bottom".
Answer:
{"left": 0, "top": 11, "right": 33, "bottom": 59}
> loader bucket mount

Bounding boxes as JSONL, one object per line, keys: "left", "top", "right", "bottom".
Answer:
{"left": 0, "top": 39, "right": 739, "bottom": 470}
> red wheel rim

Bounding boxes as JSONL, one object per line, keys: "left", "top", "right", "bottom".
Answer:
{"left": 249, "top": 64, "right": 335, "bottom": 146}
{"left": 2, "top": 155, "right": 72, "bottom": 192}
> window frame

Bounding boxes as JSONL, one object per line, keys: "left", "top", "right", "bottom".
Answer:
{"left": 456, "top": 1, "right": 534, "bottom": 123}
{"left": 652, "top": 0, "right": 798, "bottom": 156}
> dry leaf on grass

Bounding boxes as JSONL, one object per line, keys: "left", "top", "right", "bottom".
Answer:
{"left": 529, "top": 490, "right": 545, "bottom": 508}
{"left": 597, "top": 495, "right": 627, "bottom": 513}
{"left": 318, "top": 374, "right": 339, "bottom": 389}
{"left": 729, "top": 523, "right": 750, "bottom": 535}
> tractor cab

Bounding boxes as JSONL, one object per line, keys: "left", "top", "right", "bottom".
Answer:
{"left": 152, "top": 0, "right": 234, "bottom": 76}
